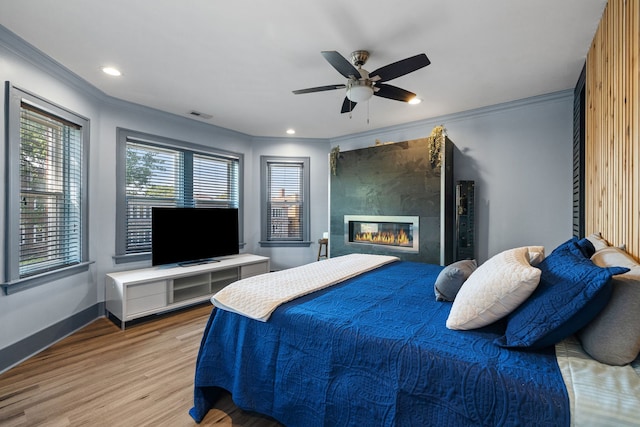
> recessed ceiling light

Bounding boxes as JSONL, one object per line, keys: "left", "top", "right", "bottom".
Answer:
{"left": 408, "top": 97, "right": 422, "bottom": 105}
{"left": 286, "top": 129, "right": 295, "bottom": 135}
{"left": 101, "top": 66, "right": 122, "bottom": 76}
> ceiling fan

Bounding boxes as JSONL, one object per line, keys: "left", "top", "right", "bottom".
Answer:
{"left": 293, "top": 50, "right": 431, "bottom": 113}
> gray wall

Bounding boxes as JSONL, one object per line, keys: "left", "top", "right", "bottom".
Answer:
{"left": 0, "top": 25, "right": 573, "bottom": 365}
{"left": 246, "top": 137, "right": 331, "bottom": 271}
{"left": 331, "top": 91, "right": 574, "bottom": 263}
{"left": 1, "top": 31, "right": 102, "bottom": 358}
{"left": 0, "top": 29, "right": 329, "bottom": 358}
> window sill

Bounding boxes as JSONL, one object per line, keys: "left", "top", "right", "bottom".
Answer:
{"left": 259, "top": 240, "right": 312, "bottom": 248}
{"left": 2, "top": 261, "right": 93, "bottom": 295}
{"left": 113, "top": 253, "right": 150, "bottom": 264}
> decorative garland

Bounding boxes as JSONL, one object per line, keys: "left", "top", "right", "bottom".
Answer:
{"left": 330, "top": 125, "right": 445, "bottom": 176}
{"left": 427, "top": 125, "right": 446, "bottom": 169}
{"left": 330, "top": 145, "right": 340, "bottom": 175}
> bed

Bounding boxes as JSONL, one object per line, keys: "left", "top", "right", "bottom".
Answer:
{"left": 189, "top": 238, "right": 640, "bottom": 426}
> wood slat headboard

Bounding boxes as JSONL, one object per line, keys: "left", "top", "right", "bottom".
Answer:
{"left": 585, "top": 0, "right": 639, "bottom": 259}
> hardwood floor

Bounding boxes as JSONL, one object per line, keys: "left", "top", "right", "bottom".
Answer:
{"left": 0, "top": 304, "right": 283, "bottom": 427}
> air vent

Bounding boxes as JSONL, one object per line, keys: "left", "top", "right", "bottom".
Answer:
{"left": 188, "top": 110, "right": 213, "bottom": 120}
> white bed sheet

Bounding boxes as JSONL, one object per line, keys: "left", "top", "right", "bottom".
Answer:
{"left": 556, "top": 336, "right": 640, "bottom": 427}
{"left": 211, "top": 253, "right": 398, "bottom": 321}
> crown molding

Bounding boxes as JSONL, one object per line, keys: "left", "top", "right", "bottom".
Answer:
{"left": 330, "top": 89, "right": 573, "bottom": 145}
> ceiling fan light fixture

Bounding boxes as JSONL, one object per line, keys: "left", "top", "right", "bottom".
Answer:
{"left": 408, "top": 97, "right": 422, "bottom": 105}
{"left": 293, "top": 50, "right": 431, "bottom": 114}
{"left": 346, "top": 81, "right": 374, "bottom": 102}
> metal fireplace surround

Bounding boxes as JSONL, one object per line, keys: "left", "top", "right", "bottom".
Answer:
{"left": 344, "top": 215, "right": 420, "bottom": 253}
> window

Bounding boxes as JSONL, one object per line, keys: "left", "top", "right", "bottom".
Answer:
{"left": 3, "top": 84, "right": 90, "bottom": 294}
{"left": 115, "top": 128, "right": 242, "bottom": 263}
{"left": 260, "top": 156, "right": 310, "bottom": 247}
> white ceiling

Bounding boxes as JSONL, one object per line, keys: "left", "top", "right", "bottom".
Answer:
{"left": 0, "top": 0, "right": 606, "bottom": 139}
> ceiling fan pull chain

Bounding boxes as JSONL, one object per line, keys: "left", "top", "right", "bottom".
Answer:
{"left": 367, "top": 100, "right": 370, "bottom": 124}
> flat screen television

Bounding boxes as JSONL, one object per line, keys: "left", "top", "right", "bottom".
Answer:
{"left": 151, "top": 207, "right": 239, "bottom": 266}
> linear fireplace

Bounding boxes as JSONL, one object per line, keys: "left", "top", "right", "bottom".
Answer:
{"left": 344, "top": 215, "right": 420, "bottom": 253}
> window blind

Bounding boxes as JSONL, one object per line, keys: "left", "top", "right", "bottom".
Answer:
{"left": 267, "top": 162, "right": 304, "bottom": 240}
{"left": 19, "top": 104, "right": 83, "bottom": 277}
{"left": 193, "top": 154, "right": 239, "bottom": 208}
{"left": 125, "top": 142, "right": 181, "bottom": 254}
{"left": 124, "top": 141, "right": 240, "bottom": 254}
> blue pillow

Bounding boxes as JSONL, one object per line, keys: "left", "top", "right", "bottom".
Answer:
{"left": 497, "top": 241, "right": 628, "bottom": 349}
{"left": 575, "top": 237, "right": 596, "bottom": 258}
{"left": 551, "top": 236, "right": 595, "bottom": 259}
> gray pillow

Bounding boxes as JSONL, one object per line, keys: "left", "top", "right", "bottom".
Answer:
{"left": 577, "top": 269, "right": 640, "bottom": 365}
{"left": 578, "top": 246, "right": 640, "bottom": 365}
{"left": 434, "top": 259, "right": 477, "bottom": 301}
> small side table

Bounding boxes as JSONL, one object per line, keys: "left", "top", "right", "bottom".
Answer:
{"left": 317, "top": 238, "right": 328, "bottom": 261}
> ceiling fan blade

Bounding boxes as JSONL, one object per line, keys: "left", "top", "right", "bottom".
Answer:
{"left": 322, "top": 51, "right": 361, "bottom": 79}
{"left": 373, "top": 84, "right": 416, "bottom": 102}
{"left": 341, "top": 97, "right": 357, "bottom": 113}
{"left": 369, "top": 53, "right": 431, "bottom": 82}
{"left": 292, "top": 84, "right": 346, "bottom": 95}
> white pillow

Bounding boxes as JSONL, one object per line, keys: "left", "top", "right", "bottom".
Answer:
{"left": 446, "top": 246, "right": 542, "bottom": 330}
{"left": 586, "top": 232, "right": 611, "bottom": 251}
{"left": 591, "top": 246, "right": 639, "bottom": 269}
{"left": 527, "top": 245, "right": 545, "bottom": 266}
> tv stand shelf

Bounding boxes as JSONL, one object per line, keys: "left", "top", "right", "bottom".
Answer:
{"left": 105, "top": 253, "right": 269, "bottom": 329}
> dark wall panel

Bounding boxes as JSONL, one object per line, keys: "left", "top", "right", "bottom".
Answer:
{"left": 329, "top": 137, "right": 453, "bottom": 264}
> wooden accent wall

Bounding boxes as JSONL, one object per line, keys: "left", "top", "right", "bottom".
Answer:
{"left": 585, "top": 0, "right": 639, "bottom": 258}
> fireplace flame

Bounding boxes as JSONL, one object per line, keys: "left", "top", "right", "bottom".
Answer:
{"left": 354, "top": 228, "right": 411, "bottom": 246}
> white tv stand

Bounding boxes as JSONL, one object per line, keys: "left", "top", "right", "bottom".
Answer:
{"left": 105, "top": 253, "right": 269, "bottom": 329}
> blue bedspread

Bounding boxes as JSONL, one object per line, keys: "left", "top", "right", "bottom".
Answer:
{"left": 190, "top": 261, "right": 569, "bottom": 426}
